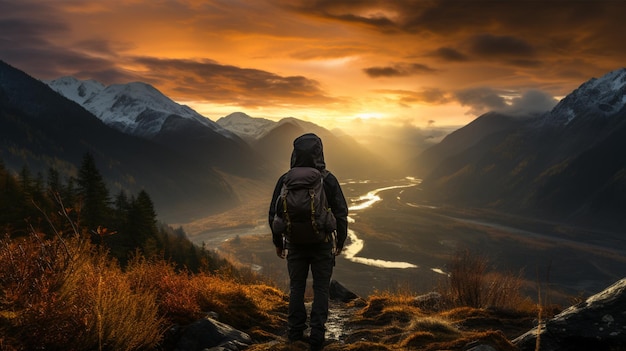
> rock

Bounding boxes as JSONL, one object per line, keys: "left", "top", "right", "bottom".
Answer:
{"left": 174, "top": 315, "right": 253, "bottom": 351}
{"left": 412, "top": 291, "right": 443, "bottom": 310}
{"left": 329, "top": 279, "right": 359, "bottom": 302}
{"left": 513, "top": 277, "right": 626, "bottom": 351}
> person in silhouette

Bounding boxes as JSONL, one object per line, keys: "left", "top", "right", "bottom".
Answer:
{"left": 269, "top": 133, "right": 348, "bottom": 350}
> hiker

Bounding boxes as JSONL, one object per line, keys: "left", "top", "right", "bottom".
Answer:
{"left": 269, "top": 133, "right": 348, "bottom": 350}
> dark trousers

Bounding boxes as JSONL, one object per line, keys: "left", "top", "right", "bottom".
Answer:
{"left": 286, "top": 247, "right": 334, "bottom": 344}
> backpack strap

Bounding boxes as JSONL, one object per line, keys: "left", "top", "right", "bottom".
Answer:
{"left": 309, "top": 188, "right": 319, "bottom": 235}
{"left": 280, "top": 187, "right": 292, "bottom": 233}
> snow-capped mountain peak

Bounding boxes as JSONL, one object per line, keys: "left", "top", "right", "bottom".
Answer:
{"left": 46, "top": 76, "right": 105, "bottom": 105}
{"left": 46, "top": 77, "right": 231, "bottom": 138}
{"left": 84, "top": 81, "right": 212, "bottom": 135}
{"left": 216, "top": 112, "right": 276, "bottom": 141}
{"left": 546, "top": 68, "right": 626, "bottom": 125}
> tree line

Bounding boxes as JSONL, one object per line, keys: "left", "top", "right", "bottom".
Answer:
{"left": 0, "top": 152, "right": 225, "bottom": 271}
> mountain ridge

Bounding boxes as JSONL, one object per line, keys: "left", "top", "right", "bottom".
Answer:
{"left": 413, "top": 67, "right": 626, "bottom": 230}
{"left": 46, "top": 76, "right": 271, "bottom": 178}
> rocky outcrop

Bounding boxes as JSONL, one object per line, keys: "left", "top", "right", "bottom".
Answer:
{"left": 514, "top": 278, "right": 626, "bottom": 351}
{"left": 172, "top": 315, "right": 253, "bottom": 351}
{"left": 329, "top": 279, "right": 360, "bottom": 303}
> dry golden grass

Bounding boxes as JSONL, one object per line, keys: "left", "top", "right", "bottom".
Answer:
{"left": 0, "top": 233, "right": 164, "bottom": 350}
{"left": 443, "top": 249, "right": 534, "bottom": 312}
{"left": 0, "top": 227, "right": 288, "bottom": 350}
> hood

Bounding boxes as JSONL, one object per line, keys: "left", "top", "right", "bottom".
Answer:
{"left": 290, "top": 133, "right": 326, "bottom": 170}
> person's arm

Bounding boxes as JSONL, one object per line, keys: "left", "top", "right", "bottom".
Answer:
{"left": 325, "top": 173, "right": 348, "bottom": 252}
{"left": 269, "top": 174, "right": 286, "bottom": 250}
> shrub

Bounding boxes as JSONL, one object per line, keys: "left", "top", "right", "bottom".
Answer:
{"left": 0, "top": 232, "right": 164, "bottom": 350}
{"left": 445, "top": 249, "right": 527, "bottom": 309}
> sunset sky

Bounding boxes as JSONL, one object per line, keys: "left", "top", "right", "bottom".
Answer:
{"left": 2, "top": 0, "right": 625, "bottom": 136}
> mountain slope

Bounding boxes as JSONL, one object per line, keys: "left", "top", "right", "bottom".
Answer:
{"left": 46, "top": 78, "right": 270, "bottom": 177}
{"left": 413, "top": 68, "right": 626, "bottom": 229}
{"left": 414, "top": 112, "right": 527, "bottom": 177}
{"left": 1, "top": 60, "right": 237, "bottom": 223}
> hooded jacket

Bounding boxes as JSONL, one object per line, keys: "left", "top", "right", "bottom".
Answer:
{"left": 269, "top": 133, "right": 348, "bottom": 250}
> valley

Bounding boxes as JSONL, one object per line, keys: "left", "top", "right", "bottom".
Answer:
{"left": 184, "top": 177, "right": 626, "bottom": 305}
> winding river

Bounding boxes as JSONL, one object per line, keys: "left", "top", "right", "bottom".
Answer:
{"left": 191, "top": 177, "right": 427, "bottom": 270}
{"left": 343, "top": 178, "right": 419, "bottom": 269}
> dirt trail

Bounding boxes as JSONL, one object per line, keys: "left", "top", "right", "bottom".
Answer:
{"left": 299, "top": 300, "right": 358, "bottom": 345}
{"left": 325, "top": 301, "right": 359, "bottom": 343}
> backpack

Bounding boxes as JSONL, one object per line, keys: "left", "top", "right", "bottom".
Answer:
{"left": 272, "top": 167, "right": 337, "bottom": 244}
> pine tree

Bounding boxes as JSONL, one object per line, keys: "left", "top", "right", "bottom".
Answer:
{"left": 0, "top": 161, "right": 23, "bottom": 233}
{"left": 76, "top": 153, "right": 111, "bottom": 231}
{"left": 127, "top": 190, "right": 160, "bottom": 256}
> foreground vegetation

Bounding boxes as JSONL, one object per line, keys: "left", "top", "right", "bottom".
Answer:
{"left": 0, "top": 226, "right": 547, "bottom": 350}
{"left": 0, "top": 229, "right": 287, "bottom": 350}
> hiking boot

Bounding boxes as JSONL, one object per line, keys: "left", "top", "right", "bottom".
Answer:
{"left": 309, "top": 336, "right": 324, "bottom": 351}
{"left": 287, "top": 331, "right": 304, "bottom": 344}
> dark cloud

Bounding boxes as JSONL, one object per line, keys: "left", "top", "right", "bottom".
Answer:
{"left": 501, "top": 90, "right": 558, "bottom": 116}
{"left": 0, "top": 0, "right": 133, "bottom": 83}
{"left": 399, "top": 88, "right": 449, "bottom": 105}
{"left": 279, "top": 0, "right": 399, "bottom": 32}
{"left": 363, "top": 63, "right": 437, "bottom": 78}
{"left": 454, "top": 87, "right": 557, "bottom": 116}
{"left": 430, "top": 47, "right": 469, "bottom": 62}
{"left": 285, "top": 0, "right": 625, "bottom": 73}
{"left": 288, "top": 0, "right": 623, "bottom": 37}
{"left": 133, "top": 57, "right": 337, "bottom": 107}
{"left": 454, "top": 87, "right": 508, "bottom": 115}
{"left": 468, "top": 34, "right": 536, "bottom": 58}
{"left": 374, "top": 88, "right": 451, "bottom": 107}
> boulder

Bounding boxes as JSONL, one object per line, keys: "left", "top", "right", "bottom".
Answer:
{"left": 329, "top": 279, "right": 359, "bottom": 302}
{"left": 513, "top": 277, "right": 626, "bottom": 351}
{"left": 174, "top": 315, "right": 253, "bottom": 351}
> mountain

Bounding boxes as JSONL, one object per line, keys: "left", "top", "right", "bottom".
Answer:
{"left": 254, "top": 118, "right": 396, "bottom": 179}
{"left": 0, "top": 60, "right": 237, "bottom": 223}
{"left": 46, "top": 78, "right": 270, "bottom": 177}
{"left": 216, "top": 112, "right": 397, "bottom": 179}
{"left": 216, "top": 112, "right": 276, "bottom": 142}
{"left": 44, "top": 76, "right": 105, "bottom": 104}
{"left": 414, "top": 112, "right": 527, "bottom": 176}
{"left": 543, "top": 68, "right": 626, "bottom": 127}
{"left": 412, "top": 68, "right": 626, "bottom": 229}
{"left": 46, "top": 77, "right": 228, "bottom": 138}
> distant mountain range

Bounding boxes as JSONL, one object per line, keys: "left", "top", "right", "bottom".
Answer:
{"left": 0, "top": 60, "right": 387, "bottom": 223}
{"left": 3, "top": 58, "right": 624, "bottom": 228}
{"left": 46, "top": 76, "right": 392, "bottom": 180}
{"left": 412, "top": 68, "right": 626, "bottom": 230}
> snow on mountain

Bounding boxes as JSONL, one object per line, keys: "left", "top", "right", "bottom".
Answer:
{"left": 46, "top": 76, "right": 105, "bottom": 105}
{"left": 216, "top": 112, "right": 276, "bottom": 141}
{"left": 46, "top": 77, "right": 234, "bottom": 139}
{"left": 216, "top": 113, "right": 334, "bottom": 142}
{"left": 546, "top": 68, "right": 626, "bottom": 126}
